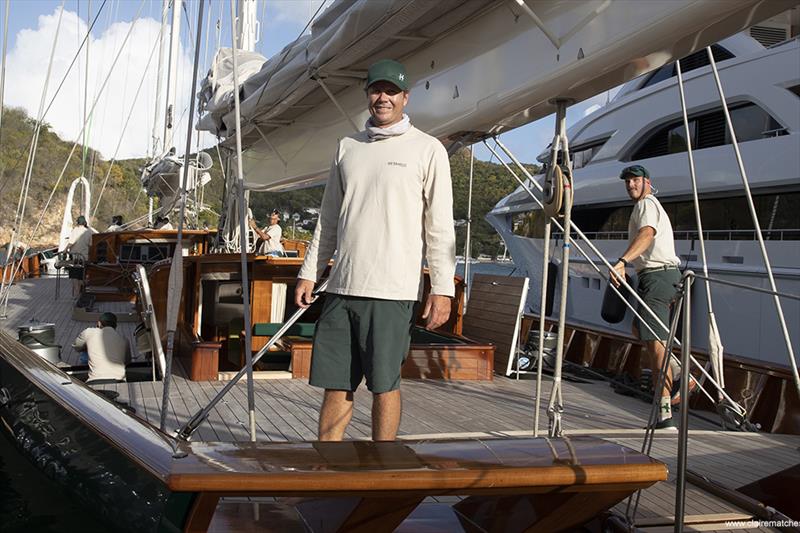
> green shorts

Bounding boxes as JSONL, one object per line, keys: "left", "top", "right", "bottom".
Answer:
{"left": 309, "top": 294, "right": 417, "bottom": 393}
{"left": 635, "top": 268, "right": 680, "bottom": 342}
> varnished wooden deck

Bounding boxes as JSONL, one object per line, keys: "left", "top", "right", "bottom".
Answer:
{"left": 2, "top": 277, "right": 797, "bottom": 531}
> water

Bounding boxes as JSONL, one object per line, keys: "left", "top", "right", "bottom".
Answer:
{"left": 0, "top": 429, "right": 107, "bottom": 532}
{"left": 455, "top": 260, "right": 521, "bottom": 287}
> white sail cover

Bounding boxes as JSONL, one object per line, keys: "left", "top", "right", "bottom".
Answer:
{"left": 197, "top": 0, "right": 795, "bottom": 191}
{"left": 197, "top": 48, "right": 267, "bottom": 135}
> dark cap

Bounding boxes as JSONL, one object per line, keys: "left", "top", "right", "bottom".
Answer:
{"left": 366, "top": 59, "right": 409, "bottom": 91}
{"left": 76, "top": 215, "right": 87, "bottom": 226}
{"left": 98, "top": 312, "right": 117, "bottom": 328}
{"left": 619, "top": 164, "right": 649, "bottom": 180}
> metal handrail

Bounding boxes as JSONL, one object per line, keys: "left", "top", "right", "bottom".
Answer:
{"left": 176, "top": 279, "right": 328, "bottom": 441}
{"left": 693, "top": 273, "right": 800, "bottom": 302}
{"left": 552, "top": 229, "right": 800, "bottom": 241}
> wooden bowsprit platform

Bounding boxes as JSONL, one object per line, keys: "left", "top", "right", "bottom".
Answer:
{"left": 177, "top": 437, "right": 666, "bottom": 533}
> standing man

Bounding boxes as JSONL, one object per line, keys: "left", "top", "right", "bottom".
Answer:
{"left": 73, "top": 312, "right": 130, "bottom": 383}
{"left": 250, "top": 209, "right": 285, "bottom": 256}
{"left": 295, "top": 59, "right": 456, "bottom": 442}
{"left": 610, "top": 165, "right": 681, "bottom": 430}
{"left": 65, "top": 215, "right": 93, "bottom": 297}
{"left": 65, "top": 215, "right": 93, "bottom": 260}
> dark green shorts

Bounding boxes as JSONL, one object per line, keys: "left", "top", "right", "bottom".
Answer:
{"left": 309, "top": 294, "right": 417, "bottom": 393}
{"left": 635, "top": 268, "right": 680, "bottom": 342}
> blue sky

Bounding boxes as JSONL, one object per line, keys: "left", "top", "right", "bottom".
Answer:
{"left": 3, "top": 0, "right": 613, "bottom": 164}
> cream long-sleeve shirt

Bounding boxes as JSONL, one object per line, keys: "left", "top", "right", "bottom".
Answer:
{"left": 298, "top": 126, "right": 456, "bottom": 301}
{"left": 73, "top": 326, "right": 130, "bottom": 381}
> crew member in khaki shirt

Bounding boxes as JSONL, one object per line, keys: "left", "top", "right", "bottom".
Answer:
{"left": 610, "top": 165, "right": 682, "bottom": 430}
{"left": 73, "top": 312, "right": 130, "bottom": 383}
{"left": 296, "top": 59, "right": 456, "bottom": 442}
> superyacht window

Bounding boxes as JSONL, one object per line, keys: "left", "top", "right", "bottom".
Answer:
{"left": 631, "top": 103, "right": 784, "bottom": 160}
{"left": 566, "top": 192, "right": 800, "bottom": 240}
{"left": 571, "top": 139, "right": 608, "bottom": 169}
{"left": 640, "top": 45, "right": 735, "bottom": 90}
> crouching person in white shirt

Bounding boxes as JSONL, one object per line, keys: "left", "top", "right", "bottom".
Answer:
{"left": 73, "top": 312, "right": 130, "bottom": 384}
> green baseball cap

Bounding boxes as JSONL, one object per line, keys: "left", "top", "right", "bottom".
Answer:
{"left": 366, "top": 59, "right": 409, "bottom": 91}
{"left": 619, "top": 164, "right": 650, "bottom": 179}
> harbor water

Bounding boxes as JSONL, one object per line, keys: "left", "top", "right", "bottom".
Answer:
{"left": 0, "top": 429, "right": 108, "bottom": 532}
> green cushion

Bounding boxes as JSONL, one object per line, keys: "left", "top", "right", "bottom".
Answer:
{"left": 410, "top": 326, "right": 466, "bottom": 345}
{"left": 253, "top": 322, "right": 315, "bottom": 338}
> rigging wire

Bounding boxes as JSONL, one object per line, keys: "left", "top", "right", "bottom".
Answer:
{"left": 82, "top": 0, "right": 92, "bottom": 180}
{"left": 0, "top": 3, "right": 66, "bottom": 312}
{"left": 249, "top": 0, "right": 327, "bottom": 112}
{"left": 160, "top": 0, "right": 206, "bottom": 433}
{"left": 92, "top": 27, "right": 163, "bottom": 216}
{"left": 2, "top": 0, "right": 148, "bottom": 287}
{"left": 0, "top": 0, "right": 11, "bottom": 199}
{"left": 0, "top": 0, "right": 108, "bottom": 205}
{"left": 705, "top": 46, "right": 799, "bottom": 397}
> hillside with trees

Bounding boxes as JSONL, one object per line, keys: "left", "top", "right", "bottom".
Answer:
{"left": 0, "top": 106, "right": 149, "bottom": 246}
{"left": 1, "top": 103, "right": 539, "bottom": 257}
{"left": 0, "top": 106, "right": 225, "bottom": 246}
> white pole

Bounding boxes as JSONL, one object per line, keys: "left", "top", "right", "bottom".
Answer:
{"left": 675, "top": 58, "right": 724, "bottom": 395}
{"left": 237, "top": 0, "right": 258, "bottom": 52}
{"left": 230, "top": 0, "right": 257, "bottom": 442}
{"left": 164, "top": 0, "right": 182, "bottom": 151}
{"left": 463, "top": 144, "right": 474, "bottom": 311}
{"left": 547, "top": 101, "right": 573, "bottom": 438}
{"left": 706, "top": 47, "right": 799, "bottom": 398}
{"left": 151, "top": 0, "right": 170, "bottom": 156}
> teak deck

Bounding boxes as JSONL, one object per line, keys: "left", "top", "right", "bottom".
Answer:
{"left": 2, "top": 277, "right": 799, "bottom": 532}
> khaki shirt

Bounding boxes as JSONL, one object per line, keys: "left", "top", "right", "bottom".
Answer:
{"left": 628, "top": 194, "right": 681, "bottom": 272}
{"left": 73, "top": 326, "right": 130, "bottom": 381}
{"left": 67, "top": 226, "right": 92, "bottom": 258}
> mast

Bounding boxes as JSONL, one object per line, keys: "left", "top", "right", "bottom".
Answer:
{"left": 163, "top": 0, "right": 182, "bottom": 151}
{"left": 237, "top": 0, "right": 259, "bottom": 52}
{"left": 151, "top": 0, "right": 169, "bottom": 157}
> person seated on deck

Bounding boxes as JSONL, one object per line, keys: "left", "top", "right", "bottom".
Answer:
{"left": 153, "top": 215, "right": 174, "bottom": 231}
{"left": 72, "top": 312, "right": 130, "bottom": 383}
{"left": 250, "top": 209, "right": 285, "bottom": 256}
{"left": 106, "top": 215, "right": 124, "bottom": 232}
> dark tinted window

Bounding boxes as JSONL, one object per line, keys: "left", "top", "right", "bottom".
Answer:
{"left": 571, "top": 140, "right": 607, "bottom": 169}
{"left": 641, "top": 45, "right": 734, "bottom": 89}
{"left": 568, "top": 192, "right": 800, "bottom": 238}
{"left": 631, "top": 103, "right": 783, "bottom": 160}
{"left": 729, "top": 104, "right": 783, "bottom": 140}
